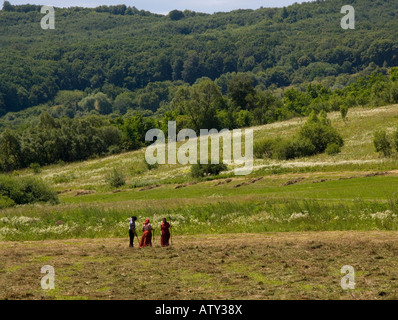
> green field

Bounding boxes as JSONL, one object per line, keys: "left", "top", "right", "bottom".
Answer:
{"left": 1, "top": 105, "right": 398, "bottom": 241}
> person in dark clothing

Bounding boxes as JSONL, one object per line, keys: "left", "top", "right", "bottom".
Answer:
{"left": 129, "top": 216, "right": 138, "bottom": 247}
{"left": 160, "top": 218, "right": 172, "bottom": 247}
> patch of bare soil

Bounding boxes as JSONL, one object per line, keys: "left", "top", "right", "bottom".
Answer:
{"left": 282, "top": 178, "right": 305, "bottom": 186}
{"left": 139, "top": 185, "right": 161, "bottom": 192}
{"left": 175, "top": 182, "right": 198, "bottom": 189}
{"left": 233, "top": 177, "right": 264, "bottom": 188}
{"left": 214, "top": 179, "right": 233, "bottom": 186}
{"left": 312, "top": 179, "right": 331, "bottom": 184}
{"left": 74, "top": 190, "right": 96, "bottom": 197}
{"left": 362, "top": 172, "right": 389, "bottom": 178}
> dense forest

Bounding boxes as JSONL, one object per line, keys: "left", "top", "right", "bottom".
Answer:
{"left": 1, "top": 0, "right": 398, "bottom": 171}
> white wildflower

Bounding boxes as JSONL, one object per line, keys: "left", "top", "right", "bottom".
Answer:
{"left": 0, "top": 227, "right": 20, "bottom": 235}
{"left": 288, "top": 212, "right": 309, "bottom": 222}
{"left": 370, "top": 210, "right": 393, "bottom": 221}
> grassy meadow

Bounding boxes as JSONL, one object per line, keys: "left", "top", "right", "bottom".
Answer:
{"left": 1, "top": 105, "right": 398, "bottom": 241}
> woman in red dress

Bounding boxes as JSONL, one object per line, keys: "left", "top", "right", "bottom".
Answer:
{"left": 139, "top": 219, "right": 153, "bottom": 248}
{"left": 160, "top": 218, "right": 171, "bottom": 247}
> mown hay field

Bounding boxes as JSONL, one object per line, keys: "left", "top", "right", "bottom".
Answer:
{"left": 1, "top": 232, "right": 398, "bottom": 300}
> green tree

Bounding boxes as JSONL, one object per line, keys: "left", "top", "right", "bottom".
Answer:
{"left": 0, "top": 129, "right": 21, "bottom": 172}
{"left": 113, "top": 92, "right": 137, "bottom": 114}
{"left": 227, "top": 73, "right": 255, "bottom": 108}
{"left": 2, "top": 1, "right": 14, "bottom": 11}
{"left": 79, "top": 92, "right": 112, "bottom": 115}
{"left": 169, "top": 10, "right": 184, "bottom": 21}
{"left": 172, "top": 79, "right": 224, "bottom": 132}
{"left": 182, "top": 53, "right": 201, "bottom": 84}
{"left": 235, "top": 110, "right": 254, "bottom": 128}
{"left": 374, "top": 129, "right": 392, "bottom": 157}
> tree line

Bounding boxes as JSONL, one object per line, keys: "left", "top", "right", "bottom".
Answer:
{"left": 2, "top": 68, "right": 398, "bottom": 172}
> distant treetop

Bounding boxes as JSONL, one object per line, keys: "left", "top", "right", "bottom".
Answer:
{"left": 168, "top": 9, "right": 185, "bottom": 21}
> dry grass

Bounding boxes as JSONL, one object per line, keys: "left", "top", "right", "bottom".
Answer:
{"left": 1, "top": 231, "right": 398, "bottom": 300}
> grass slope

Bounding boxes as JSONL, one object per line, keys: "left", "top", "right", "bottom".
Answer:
{"left": 17, "top": 105, "right": 398, "bottom": 190}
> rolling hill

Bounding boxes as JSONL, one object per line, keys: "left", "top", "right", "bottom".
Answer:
{"left": 1, "top": 0, "right": 398, "bottom": 115}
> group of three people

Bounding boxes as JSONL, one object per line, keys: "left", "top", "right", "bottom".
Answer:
{"left": 129, "top": 216, "right": 172, "bottom": 248}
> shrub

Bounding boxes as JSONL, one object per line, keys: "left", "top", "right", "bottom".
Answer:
{"left": 293, "top": 137, "right": 316, "bottom": 158}
{"left": 272, "top": 138, "right": 297, "bottom": 160}
{"left": 0, "top": 195, "right": 15, "bottom": 209}
{"left": 106, "top": 168, "right": 126, "bottom": 188}
{"left": 340, "top": 105, "right": 348, "bottom": 120}
{"left": 107, "top": 145, "right": 121, "bottom": 155}
{"left": 328, "top": 96, "right": 343, "bottom": 111}
{"left": 53, "top": 173, "right": 76, "bottom": 184}
{"left": 374, "top": 130, "right": 392, "bottom": 157}
{"left": 145, "top": 159, "right": 159, "bottom": 171}
{"left": 255, "top": 112, "right": 342, "bottom": 160}
{"left": 29, "top": 163, "right": 41, "bottom": 174}
{"left": 271, "top": 137, "right": 316, "bottom": 160}
{"left": 389, "top": 83, "right": 398, "bottom": 103}
{"left": 254, "top": 138, "right": 275, "bottom": 159}
{"left": 393, "top": 128, "right": 398, "bottom": 152}
{"left": 0, "top": 176, "right": 58, "bottom": 205}
{"left": 325, "top": 143, "right": 342, "bottom": 155}
{"left": 299, "top": 120, "right": 343, "bottom": 153}
{"left": 191, "top": 163, "right": 228, "bottom": 178}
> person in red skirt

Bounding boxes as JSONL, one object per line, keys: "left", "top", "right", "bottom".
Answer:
{"left": 160, "top": 218, "right": 172, "bottom": 247}
{"left": 139, "top": 218, "right": 153, "bottom": 248}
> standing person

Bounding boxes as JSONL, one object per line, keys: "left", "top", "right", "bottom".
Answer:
{"left": 139, "top": 219, "right": 154, "bottom": 248}
{"left": 160, "top": 218, "right": 172, "bottom": 247}
{"left": 129, "top": 216, "right": 138, "bottom": 247}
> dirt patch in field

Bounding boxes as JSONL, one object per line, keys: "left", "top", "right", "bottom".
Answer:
{"left": 282, "top": 178, "right": 305, "bottom": 186}
{"left": 139, "top": 185, "right": 161, "bottom": 192}
{"left": 74, "top": 190, "right": 96, "bottom": 197}
{"left": 214, "top": 179, "right": 233, "bottom": 186}
{"left": 175, "top": 182, "right": 198, "bottom": 189}
{"left": 1, "top": 231, "right": 398, "bottom": 300}
{"left": 233, "top": 177, "right": 264, "bottom": 188}
{"left": 363, "top": 172, "right": 389, "bottom": 178}
{"left": 312, "top": 179, "right": 331, "bottom": 184}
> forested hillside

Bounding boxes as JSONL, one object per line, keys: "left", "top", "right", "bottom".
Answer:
{"left": 1, "top": 0, "right": 398, "bottom": 171}
{"left": 1, "top": 0, "right": 398, "bottom": 115}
